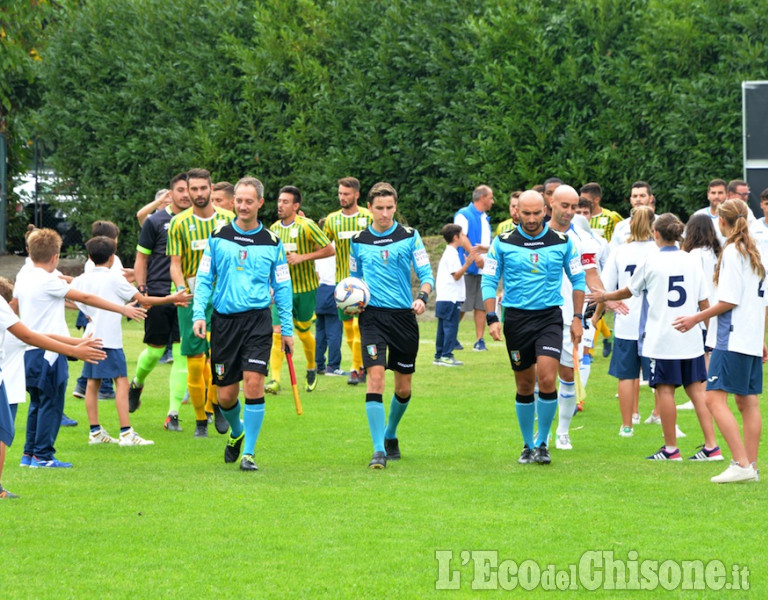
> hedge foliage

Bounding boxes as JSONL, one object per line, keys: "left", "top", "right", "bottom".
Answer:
{"left": 33, "top": 0, "right": 768, "bottom": 261}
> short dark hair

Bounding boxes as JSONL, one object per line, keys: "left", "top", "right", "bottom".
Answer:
{"left": 91, "top": 220, "right": 119, "bottom": 240}
{"left": 186, "top": 168, "right": 211, "bottom": 183}
{"left": 441, "top": 223, "right": 462, "bottom": 243}
{"left": 0, "top": 277, "right": 13, "bottom": 303}
{"left": 85, "top": 236, "right": 117, "bottom": 266}
{"left": 727, "top": 179, "right": 748, "bottom": 194}
{"left": 578, "top": 196, "right": 594, "bottom": 213}
{"left": 169, "top": 172, "right": 187, "bottom": 188}
{"left": 213, "top": 181, "right": 235, "bottom": 197}
{"left": 338, "top": 177, "right": 360, "bottom": 191}
{"left": 279, "top": 185, "right": 303, "bottom": 205}
{"left": 544, "top": 177, "right": 563, "bottom": 187}
{"left": 368, "top": 182, "right": 398, "bottom": 203}
{"left": 580, "top": 182, "right": 602, "bottom": 197}
{"left": 631, "top": 180, "right": 652, "bottom": 195}
{"left": 708, "top": 178, "right": 726, "bottom": 190}
{"left": 760, "top": 187, "right": 768, "bottom": 201}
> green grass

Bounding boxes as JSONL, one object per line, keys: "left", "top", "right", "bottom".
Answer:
{"left": 2, "top": 315, "right": 764, "bottom": 599}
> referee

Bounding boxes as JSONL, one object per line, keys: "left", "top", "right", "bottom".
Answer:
{"left": 350, "top": 182, "right": 434, "bottom": 469}
{"left": 193, "top": 177, "right": 293, "bottom": 472}
{"left": 481, "top": 190, "right": 586, "bottom": 465}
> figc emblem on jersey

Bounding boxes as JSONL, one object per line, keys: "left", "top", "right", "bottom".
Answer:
{"left": 380, "top": 250, "right": 389, "bottom": 264}
{"left": 530, "top": 253, "right": 539, "bottom": 264}
{"left": 239, "top": 250, "right": 247, "bottom": 261}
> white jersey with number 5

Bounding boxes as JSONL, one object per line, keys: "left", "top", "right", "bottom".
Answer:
{"left": 601, "top": 240, "right": 657, "bottom": 341}
{"left": 705, "top": 244, "right": 768, "bottom": 357}
{"left": 627, "top": 246, "right": 708, "bottom": 359}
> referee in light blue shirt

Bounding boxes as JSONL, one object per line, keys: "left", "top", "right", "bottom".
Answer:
{"left": 481, "top": 189, "right": 586, "bottom": 466}
{"left": 349, "top": 182, "right": 434, "bottom": 469}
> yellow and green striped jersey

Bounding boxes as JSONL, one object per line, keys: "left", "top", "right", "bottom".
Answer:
{"left": 270, "top": 215, "right": 331, "bottom": 293}
{"left": 495, "top": 218, "right": 517, "bottom": 236}
{"left": 590, "top": 208, "right": 623, "bottom": 242}
{"left": 323, "top": 207, "right": 373, "bottom": 281}
{"left": 167, "top": 206, "right": 234, "bottom": 282}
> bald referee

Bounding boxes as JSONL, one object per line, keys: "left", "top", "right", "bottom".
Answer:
{"left": 481, "top": 190, "right": 586, "bottom": 465}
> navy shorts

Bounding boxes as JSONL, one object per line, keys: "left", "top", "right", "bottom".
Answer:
{"left": 82, "top": 348, "right": 128, "bottom": 380}
{"left": 359, "top": 306, "right": 419, "bottom": 374}
{"left": 609, "top": 338, "right": 651, "bottom": 381}
{"left": 706, "top": 349, "right": 763, "bottom": 396}
{"left": 210, "top": 308, "right": 273, "bottom": 387}
{"left": 648, "top": 355, "right": 706, "bottom": 389}
{"left": 503, "top": 306, "right": 563, "bottom": 371}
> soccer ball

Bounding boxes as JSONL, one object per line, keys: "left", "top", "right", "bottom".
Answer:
{"left": 334, "top": 277, "right": 371, "bottom": 315}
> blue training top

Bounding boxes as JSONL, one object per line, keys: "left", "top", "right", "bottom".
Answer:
{"left": 481, "top": 224, "right": 586, "bottom": 310}
{"left": 350, "top": 222, "right": 435, "bottom": 309}
{"left": 193, "top": 221, "right": 293, "bottom": 336}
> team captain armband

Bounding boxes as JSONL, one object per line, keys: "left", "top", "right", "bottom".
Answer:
{"left": 275, "top": 263, "right": 290, "bottom": 283}
{"left": 482, "top": 257, "right": 497, "bottom": 276}
{"left": 198, "top": 255, "right": 211, "bottom": 274}
{"left": 581, "top": 253, "right": 597, "bottom": 267}
{"left": 413, "top": 248, "right": 429, "bottom": 267}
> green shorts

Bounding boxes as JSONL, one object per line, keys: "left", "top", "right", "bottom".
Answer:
{"left": 272, "top": 290, "right": 317, "bottom": 330}
{"left": 179, "top": 300, "right": 213, "bottom": 356}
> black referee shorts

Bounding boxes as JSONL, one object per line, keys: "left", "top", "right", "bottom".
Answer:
{"left": 359, "top": 306, "right": 419, "bottom": 374}
{"left": 210, "top": 307, "right": 272, "bottom": 387}
{"left": 503, "top": 306, "right": 563, "bottom": 371}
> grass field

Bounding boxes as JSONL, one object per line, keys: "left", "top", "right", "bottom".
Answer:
{"left": 2, "top": 314, "right": 764, "bottom": 599}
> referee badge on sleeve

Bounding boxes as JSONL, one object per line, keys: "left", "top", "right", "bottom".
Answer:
{"left": 367, "top": 344, "right": 378, "bottom": 360}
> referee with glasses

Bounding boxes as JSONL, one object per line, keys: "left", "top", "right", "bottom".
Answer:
{"left": 193, "top": 177, "right": 293, "bottom": 472}
{"left": 350, "top": 182, "right": 434, "bottom": 469}
{"left": 482, "top": 189, "right": 586, "bottom": 466}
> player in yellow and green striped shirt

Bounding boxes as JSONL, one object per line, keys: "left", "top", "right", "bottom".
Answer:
{"left": 167, "top": 168, "right": 234, "bottom": 437}
{"left": 495, "top": 191, "right": 521, "bottom": 236}
{"left": 322, "top": 177, "right": 373, "bottom": 384}
{"left": 266, "top": 185, "right": 334, "bottom": 394}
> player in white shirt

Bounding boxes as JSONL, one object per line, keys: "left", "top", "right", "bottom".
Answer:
{"left": 592, "top": 213, "right": 718, "bottom": 462}
{"left": 71, "top": 236, "right": 190, "bottom": 447}
{"left": 692, "top": 179, "right": 728, "bottom": 246}
{"left": 609, "top": 181, "right": 655, "bottom": 252}
{"left": 674, "top": 199, "right": 766, "bottom": 483}
{"left": 750, "top": 188, "right": 768, "bottom": 259}
{"left": 599, "top": 206, "right": 657, "bottom": 435}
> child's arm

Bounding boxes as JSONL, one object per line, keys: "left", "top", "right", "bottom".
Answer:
{"left": 8, "top": 322, "right": 106, "bottom": 364}
{"left": 65, "top": 288, "right": 147, "bottom": 321}
{"left": 133, "top": 289, "right": 193, "bottom": 307}
{"left": 451, "top": 248, "right": 477, "bottom": 281}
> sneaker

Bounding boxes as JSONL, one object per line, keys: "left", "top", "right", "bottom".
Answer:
{"left": 119, "top": 428, "right": 154, "bottom": 446}
{"left": 533, "top": 443, "right": 552, "bottom": 464}
{"left": 128, "top": 379, "right": 143, "bottom": 413}
{"left": 753, "top": 463, "right": 760, "bottom": 482}
{"left": 325, "top": 368, "right": 349, "bottom": 377}
{"left": 30, "top": 456, "right": 73, "bottom": 468}
{"left": 437, "top": 356, "right": 463, "bottom": 367}
{"left": 688, "top": 445, "right": 724, "bottom": 461}
{"left": 98, "top": 390, "right": 116, "bottom": 400}
{"left": 347, "top": 370, "right": 364, "bottom": 385}
{"left": 632, "top": 413, "right": 641, "bottom": 425}
{"left": 644, "top": 413, "right": 661, "bottom": 425}
{"left": 164, "top": 414, "right": 182, "bottom": 431}
{"left": 646, "top": 446, "right": 682, "bottom": 461}
{"left": 432, "top": 358, "right": 442, "bottom": 366}
{"left": 675, "top": 424, "right": 686, "bottom": 438}
{"left": 384, "top": 437, "right": 401, "bottom": 460}
{"left": 677, "top": 400, "right": 695, "bottom": 410}
{"left": 264, "top": 380, "right": 281, "bottom": 395}
{"left": 473, "top": 338, "right": 488, "bottom": 352}
{"left": 158, "top": 347, "right": 174, "bottom": 364}
{"left": 368, "top": 451, "right": 387, "bottom": 469}
{"left": 602, "top": 338, "right": 612, "bottom": 358}
{"left": 61, "top": 413, "right": 78, "bottom": 427}
{"left": 317, "top": 368, "right": 326, "bottom": 375}
{"left": 711, "top": 460, "right": 758, "bottom": 483}
{"left": 518, "top": 445, "right": 535, "bottom": 464}
{"left": 555, "top": 434, "right": 572, "bottom": 450}
{"left": 224, "top": 431, "right": 244, "bottom": 463}
{"left": 240, "top": 454, "right": 259, "bottom": 471}
{"left": 212, "top": 403, "right": 229, "bottom": 435}
{"left": 88, "top": 427, "right": 116, "bottom": 444}
{"left": 453, "top": 341, "right": 464, "bottom": 351}
{"left": 619, "top": 426, "right": 634, "bottom": 437}
{"left": 194, "top": 421, "right": 209, "bottom": 438}
{"left": 72, "top": 384, "right": 86, "bottom": 399}
{"left": 0, "top": 485, "right": 19, "bottom": 499}
{"left": 306, "top": 369, "right": 318, "bottom": 392}
{"left": 19, "top": 454, "right": 32, "bottom": 467}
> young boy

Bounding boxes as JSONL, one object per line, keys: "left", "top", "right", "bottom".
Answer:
{"left": 0, "top": 276, "right": 106, "bottom": 497}
{"left": 434, "top": 224, "right": 475, "bottom": 366}
{"left": 15, "top": 229, "right": 148, "bottom": 468}
{"left": 71, "top": 236, "right": 191, "bottom": 446}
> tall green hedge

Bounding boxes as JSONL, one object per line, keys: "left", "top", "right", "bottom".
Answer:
{"left": 35, "top": 0, "right": 768, "bottom": 261}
